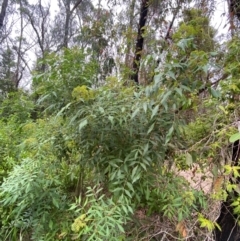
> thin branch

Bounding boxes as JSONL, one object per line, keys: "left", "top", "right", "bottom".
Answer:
{"left": 164, "top": 3, "right": 181, "bottom": 41}
{"left": 197, "top": 73, "right": 228, "bottom": 95}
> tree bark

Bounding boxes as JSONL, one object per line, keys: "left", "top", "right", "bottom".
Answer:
{"left": 0, "top": 0, "right": 8, "bottom": 29}
{"left": 131, "top": 0, "right": 149, "bottom": 84}
{"left": 63, "top": 2, "right": 71, "bottom": 48}
{"left": 124, "top": 0, "right": 136, "bottom": 68}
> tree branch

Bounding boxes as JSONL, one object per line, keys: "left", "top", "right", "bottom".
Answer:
{"left": 70, "top": 0, "right": 83, "bottom": 15}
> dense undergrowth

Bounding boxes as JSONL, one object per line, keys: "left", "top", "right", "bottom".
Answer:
{"left": 1, "top": 27, "right": 240, "bottom": 241}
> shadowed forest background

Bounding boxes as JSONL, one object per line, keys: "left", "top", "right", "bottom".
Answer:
{"left": 1, "top": 0, "right": 240, "bottom": 240}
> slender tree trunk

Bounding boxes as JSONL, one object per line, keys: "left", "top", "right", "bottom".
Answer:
{"left": 124, "top": 0, "right": 136, "bottom": 68}
{"left": 131, "top": 0, "right": 149, "bottom": 84}
{"left": 164, "top": 3, "right": 180, "bottom": 41}
{"left": 63, "top": 2, "right": 71, "bottom": 48}
{"left": 0, "top": 0, "right": 8, "bottom": 30}
{"left": 15, "top": 0, "right": 24, "bottom": 88}
{"left": 39, "top": 0, "right": 49, "bottom": 71}
{"left": 63, "top": 0, "right": 83, "bottom": 48}
{"left": 228, "top": 0, "right": 237, "bottom": 36}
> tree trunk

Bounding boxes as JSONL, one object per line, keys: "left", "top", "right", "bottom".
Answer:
{"left": 63, "top": 2, "right": 71, "bottom": 48}
{"left": 215, "top": 140, "right": 240, "bottom": 241}
{"left": 0, "top": 0, "right": 8, "bottom": 29}
{"left": 15, "top": 0, "right": 24, "bottom": 88}
{"left": 124, "top": 0, "right": 136, "bottom": 68}
{"left": 131, "top": 0, "right": 149, "bottom": 84}
{"left": 63, "top": 0, "right": 83, "bottom": 48}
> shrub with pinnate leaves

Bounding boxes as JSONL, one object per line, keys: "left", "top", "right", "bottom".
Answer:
{"left": 0, "top": 157, "right": 72, "bottom": 241}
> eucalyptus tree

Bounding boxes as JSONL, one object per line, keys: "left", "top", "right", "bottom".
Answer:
{"left": 126, "top": 0, "right": 193, "bottom": 84}
{"left": 156, "top": 7, "right": 218, "bottom": 96}
{"left": 21, "top": 0, "right": 52, "bottom": 72}
{"left": 124, "top": 0, "right": 136, "bottom": 70}
{"left": 130, "top": 0, "right": 149, "bottom": 83}
{"left": 66, "top": 0, "right": 116, "bottom": 82}
{"left": 55, "top": 0, "right": 84, "bottom": 48}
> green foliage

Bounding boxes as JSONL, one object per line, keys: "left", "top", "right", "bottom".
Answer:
{"left": 64, "top": 83, "right": 174, "bottom": 203}
{"left": 70, "top": 186, "right": 131, "bottom": 240}
{"left": 0, "top": 45, "right": 226, "bottom": 241}
{"left": 229, "top": 132, "right": 240, "bottom": 143}
{"left": 0, "top": 118, "right": 21, "bottom": 183}
{"left": 3, "top": 1, "right": 240, "bottom": 240}
{"left": 0, "top": 91, "right": 34, "bottom": 123}
{"left": 0, "top": 92, "right": 34, "bottom": 183}
{"left": 0, "top": 157, "right": 71, "bottom": 241}
{"left": 144, "top": 172, "right": 207, "bottom": 221}
{"left": 0, "top": 115, "right": 84, "bottom": 240}
{"left": 0, "top": 9, "right": 237, "bottom": 240}
{"left": 71, "top": 85, "right": 95, "bottom": 102}
{"left": 163, "top": 8, "right": 219, "bottom": 92}
{"left": 198, "top": 214, "right": 219, "bottom": 232}
{"left": 33, "top": 47, "right": 98, "bottom": 114}
{"left": 173, "top": 9, "right": 216, "bottom": 52}
{"left": 0, "top": 48, "right": 16, "bottom": 96}
{"left": 57, "top": 77, "right": 207, "bottom": 230}
{"left": 221, "top": 37, "right": 240, "bottom": 107}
